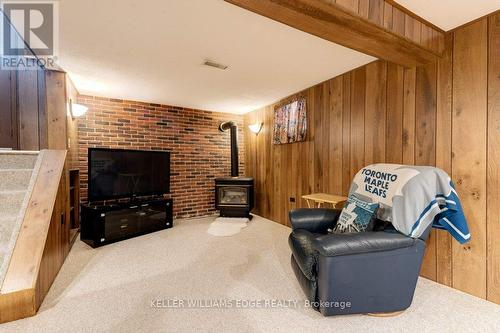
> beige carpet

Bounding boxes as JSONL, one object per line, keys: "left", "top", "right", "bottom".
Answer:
{"left": 1, "top": 215, "right": 499, "bottom": 333}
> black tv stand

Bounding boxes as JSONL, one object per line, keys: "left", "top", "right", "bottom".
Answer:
{"left": 81, "top": 198, "right": 173, "bottom": 248}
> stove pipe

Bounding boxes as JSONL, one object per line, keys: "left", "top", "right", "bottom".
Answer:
{"left": 219, "top": 121, "right": 239, "bottom": 177}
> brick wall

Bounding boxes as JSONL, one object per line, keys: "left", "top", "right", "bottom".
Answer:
{"left": 77, "top": 95, "right": 245, "bottom": 219}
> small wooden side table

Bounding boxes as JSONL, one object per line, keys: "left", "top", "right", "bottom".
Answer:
{"left": 301, "top": 193, "right": 347, "bottom": 209}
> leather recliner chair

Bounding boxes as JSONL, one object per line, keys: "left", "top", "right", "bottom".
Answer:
{"left": 288, "top": 208, "right": 431, "bottom": 316}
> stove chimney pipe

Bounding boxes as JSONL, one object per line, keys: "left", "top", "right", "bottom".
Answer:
{"left": 219, "top": 121, "right": 239, "bottom": 177}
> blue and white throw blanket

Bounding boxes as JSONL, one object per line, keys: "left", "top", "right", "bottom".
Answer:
{"left": 349, "top": 164, "right": 471, "bottom": 244}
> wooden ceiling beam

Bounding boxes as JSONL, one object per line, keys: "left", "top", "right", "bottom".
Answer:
{"left": 225, "top": 0, "right": 443, "bottom": 67}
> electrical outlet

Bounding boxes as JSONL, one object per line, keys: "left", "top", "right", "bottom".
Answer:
{"left": 289, "top": 197, "right": 296, "bottom": 203}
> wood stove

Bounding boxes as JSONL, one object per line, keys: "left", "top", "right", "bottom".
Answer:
{"left": 215, "top": 121, "right": 254, "bottom": 218}
{"left": 215, "top": 177, "right": 254, "bottom": 218}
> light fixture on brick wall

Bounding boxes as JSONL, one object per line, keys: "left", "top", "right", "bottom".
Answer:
{"left": 70, "top": 99, "right": 89, "bottom": 118}
{"left": 248, "top": 122, "right": 263, "bottom": 135}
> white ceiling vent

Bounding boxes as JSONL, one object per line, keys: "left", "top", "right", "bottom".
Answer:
{"left": 203, "top": 60, "right": 229, "bottom": 70}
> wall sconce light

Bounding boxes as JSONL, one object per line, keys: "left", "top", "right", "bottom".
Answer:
{"left": 70, "top": 99, "right": 89, "bottom": 118}
{"left": 248, "top": 122, "right": 263, "bottom": 135}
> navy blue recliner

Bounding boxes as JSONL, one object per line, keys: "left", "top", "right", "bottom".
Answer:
{"left": 288, "top": 208, "right": 431, "bottom": 316}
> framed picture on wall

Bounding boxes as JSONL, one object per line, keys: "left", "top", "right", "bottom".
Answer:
{"left": 273, "top": 96, "right": 307, "bottom": 144}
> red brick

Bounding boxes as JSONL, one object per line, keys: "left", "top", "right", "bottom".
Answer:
{"left": 77, "top": 95, "right": 245, "bottom": 219}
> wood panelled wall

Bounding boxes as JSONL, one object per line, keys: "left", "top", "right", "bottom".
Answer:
{"left": 331, "top": 0, "right": 444, "bottom": 54}
{"left": 244, "top": 13, "right": 500, "bottom": 303}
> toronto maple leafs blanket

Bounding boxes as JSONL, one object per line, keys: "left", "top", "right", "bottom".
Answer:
{"left": 348, "top": 164, "right": 471, "bottom": 244}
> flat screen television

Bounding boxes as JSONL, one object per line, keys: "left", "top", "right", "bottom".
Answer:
{"left": 88, "top": 148, "right": 170, "bottom": 201}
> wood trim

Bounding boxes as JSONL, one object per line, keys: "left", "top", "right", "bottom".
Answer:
{"left": 0, "top": 150, "right": 68, "bottom": 323}
{"left": 487, "top": 12, "right": 500, "bottom": 304}
{"left": 224, "top": 0, "right": 442, "bottom": 67}
{"left": 35, "top": 166, "right": 70, "bottom": 309}
{"left": 1, "top": 150, "right": 66, "bottom": 294}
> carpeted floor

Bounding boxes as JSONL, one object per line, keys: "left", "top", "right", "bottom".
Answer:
{"left": 1, "top": 215, "right": 499, "bottom": 333}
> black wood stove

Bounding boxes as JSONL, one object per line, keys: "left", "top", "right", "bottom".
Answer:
{"left": 215, "top": 121, "right": 254, "bottom": 218}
